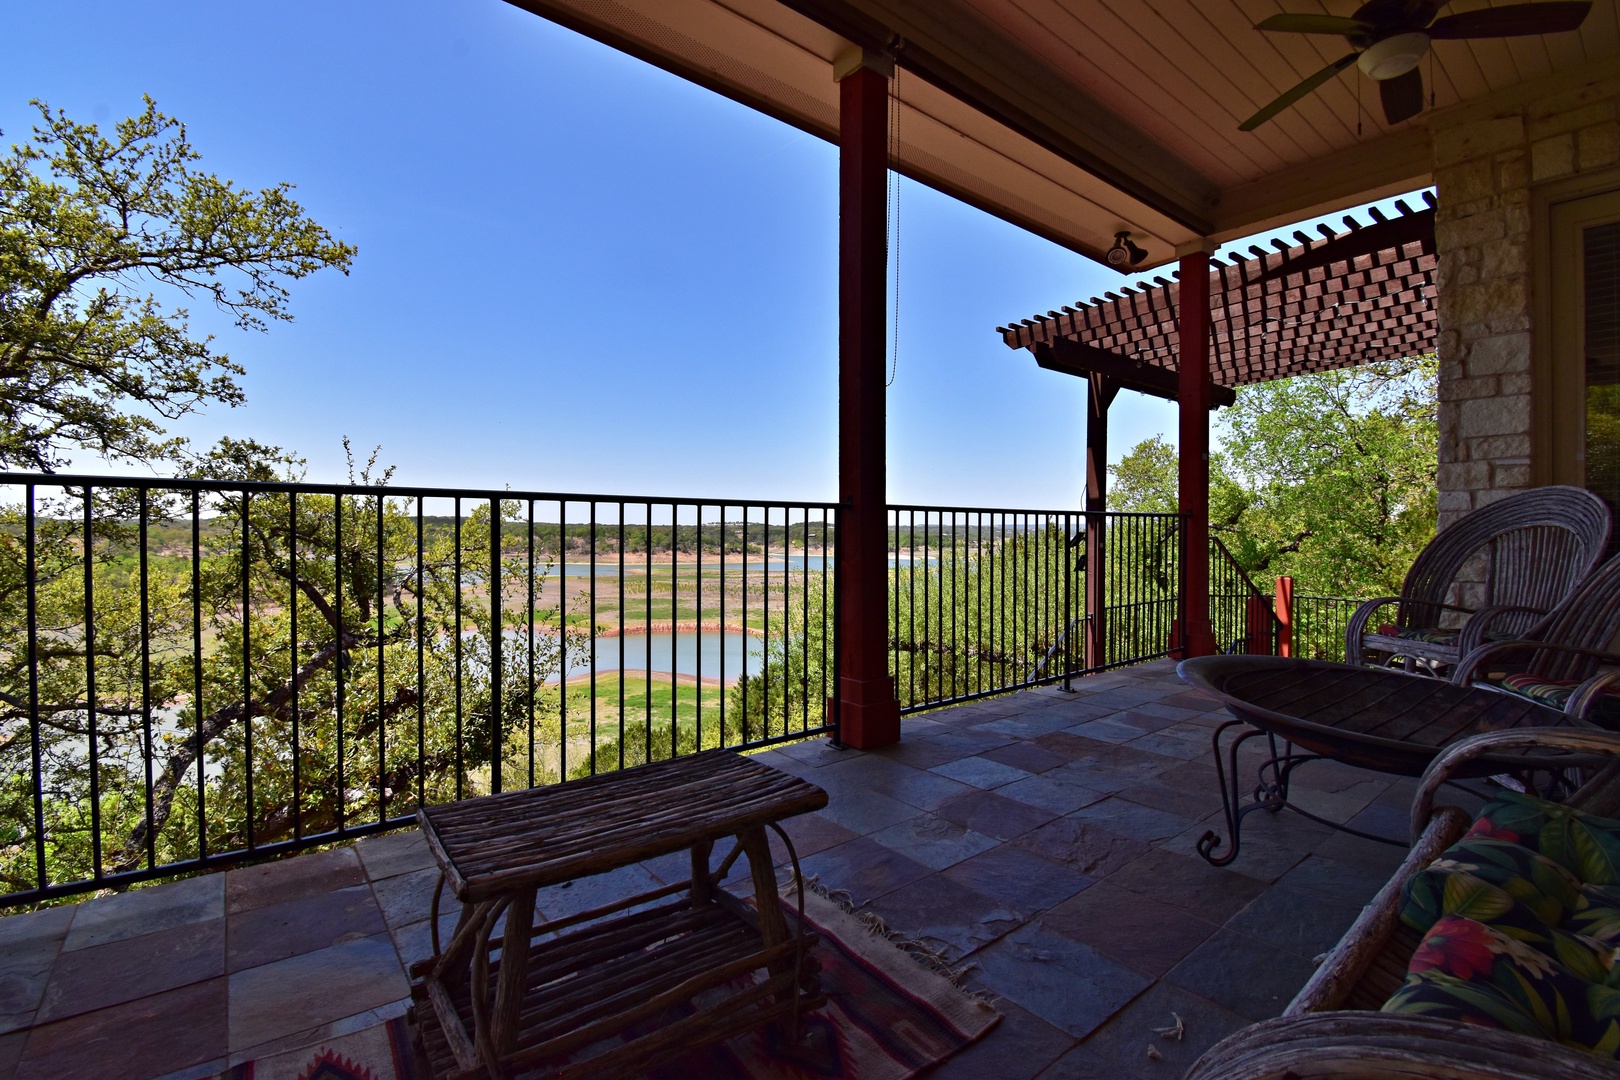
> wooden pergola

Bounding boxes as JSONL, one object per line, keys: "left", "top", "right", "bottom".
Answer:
{"left": 999, "top": 197, "right": 1437, "bottom": 659}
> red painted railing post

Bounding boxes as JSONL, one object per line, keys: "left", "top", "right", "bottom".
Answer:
{"left": 1275, "top": 576, "right": 1294, "bottom": 658}
{"left": 833, "top": 50, "right": 900, "bottom": 749}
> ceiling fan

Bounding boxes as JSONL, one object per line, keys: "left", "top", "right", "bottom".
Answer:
{"left": 1240, "top": 1, "right": 1593, "bottom": 131}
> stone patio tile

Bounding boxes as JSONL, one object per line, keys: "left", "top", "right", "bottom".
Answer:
{"left": 62, "top": 872, "right": 222, "bottom": 952}
{"left": 1014, "top": 817, "right": 1149, "bottom": 880}
{"left": 943, "top": 844, "right": 1094, "bottom": 915}
{"left": 0, "top": 1030, "right": 23, "bottom": 1078}
{"left": 1163, "top": 928, "right": 1318, "bottom": 1022}
{"left": 225, "top": 995, "right": 410, "bottom": 1067}
{"left": 227, "top": 883, "right": 387, "bottom": 973}
{"left": 762, "top": 737, "right": 847, "bottom": 768}
{"left": 927, "top": 999, "right": 1074, "bottom": 1080}
{"left": 1071, "top": 688, "right": 1161, "bottom": 710}
{"left": 1079, "top": 979, "right": 1250, "bottom": 1077}
{"left": 933, "top": 788, "right": 1060, "bottom": 841}
{"left": 867, "top": 873, "right": 1023, "bottom": 960}
{"left": 1041, "top": 882, "right": 1220, "bottom": 978}
{"left": 798, "top": 837, "right": 932, "bottom": 903}
{"left": 766, "top": 812, "right": 860, "bottom": 865}
{"left": 1224, "top": 882, "right": 1369, "bottom": 962}
{"left": 1115, "top": 779, "right": 1222, "bottom": 820}
{"left": 353, "top": 828, "right": 437, "bottom": 882}
{"left": 1035, "top": 701, "right": 1123, "bottom": 726}
{"left": 978, "top": 715, "right": 1070, "bottom": 740}
{"left": 1065, "top": 798, "right": 1196, "bottom": 844}
{"left": 816, "top": 787, "right": 923, "bottom": 836}
{"left": 931, "top": 728, "right": 1018, "bottom": 756}
{"left": 0, "top": 907, "right": 74, "bottom": 1036}
{"left": 973, "top": 923, "right": 1151, "bottom": 1038}
{"left": 1126, "top": 701, "right": 1208, "bottom": 723}
{"left": 930, "top": 756, "right": 1032, "bottom": 790}
{"left": 865, "top": 738, "right": 966, "bottom": 770}
{"left": 1341, "top": 801, "right": 1409, "bottom": 844}
{"left": 996, "top": 772, "right": 1114, "bottom": 815}
{"left": 1036, "top": 1043, "right": 1146, "bottom": 1079}
{"left": 1104, "top": 848, "right": 1269, "bottom": 924}
{"left": 1278, "top": 853, "right": 1395, "bottom": 902}
{"left": 1152, "top": 759, "right": 1222, "bottom": 791}
{"left": 819, "top": 755, "right": 975, "bottom": 811}
{"left": 1125, "top": 730, "right": 1211, "bottom": 762}
{"left": 868, "top": 815, "right": 999, "bottom": 871}
{"left": 36, "top": 916, "right": 224, "bottom": 1023}
{"left": 1063, "top": 719, "right": 1150, "bottom": 744}
{"left": 389, "top": 911, "right": 461, "bottom": 973}
{"left": 370, "top": 865, "right": 440, "bottom": 930}
{"left": 1031, "top": 730, "right": 1115, "bottom": 762}
{"left": 225, "top": 847, "right": 366, "bottom": 915}
{"left": 1160, "top": 690, "right": 1222, "bottom": 711}
{"left": 1110, "top": 709, "right": 1182, "bottom": 734}
{"left": 1311, "top": 828, "right": 1410, "bottom": 879}
{"left": 983, "top": 741, "right": 1069, "bottom": 774}
{"left": 14, "top": 977, "right": 227, "bottom": 1080}
{"left": 227, "top": 933, "right": 407, "bottom": 1053}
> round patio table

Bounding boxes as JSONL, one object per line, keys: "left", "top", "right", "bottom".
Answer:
{"left": 1176, "top": 655, "right": 1591, "bottom": 866}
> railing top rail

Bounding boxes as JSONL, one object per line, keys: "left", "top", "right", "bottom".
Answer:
{"left": 886, "top": 503, "right": 1186, "bottom": 520}
{"left": 0, "top": 472, "right": 842, "bottom": 511}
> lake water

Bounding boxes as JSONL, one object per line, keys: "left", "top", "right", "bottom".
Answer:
{"left": 548, "top": 631, "right": 764, "bottom": 682}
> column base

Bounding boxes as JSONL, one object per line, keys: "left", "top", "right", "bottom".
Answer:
{"left": 830, "top": 675, "right": 901, "bottom": 749}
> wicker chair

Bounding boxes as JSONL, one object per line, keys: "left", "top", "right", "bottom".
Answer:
{"left": 1344, "top": 485, "right": 1612, "bottom": 674}
{"left": 1451, "top": 552, "right": 1620, "bottom": 725}
{"left": 1183, "top": 728, "right": 1620, "bottom": 1080}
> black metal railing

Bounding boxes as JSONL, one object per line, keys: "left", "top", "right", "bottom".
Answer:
{"left": 1209, "top": 538, "right": 1280, "bottom": 655}
{"left": 0, "top": 474, "right": 838, "bottom": 905}
{"left": 886, "top": 508, "right": 1185, "bottom": 713}
{"left": 1290, "top": 594, "right": 1366, "bottom": 662}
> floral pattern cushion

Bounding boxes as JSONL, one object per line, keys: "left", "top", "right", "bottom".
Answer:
{"left": 1384, "top": 791, "right": 1620, "bottom": 1056}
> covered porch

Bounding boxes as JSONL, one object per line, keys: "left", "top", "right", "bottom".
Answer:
{"left": 0, "top": 660, "right": 1443, "bottom": 1080}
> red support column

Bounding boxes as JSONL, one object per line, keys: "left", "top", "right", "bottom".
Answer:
{"left": 834, "top": 53, "right": 900, "bottom": 748}
{"left": 1177, "top": 247, "right": 1217, "bottom": 657}
{"left": 1275, "top": 576, "right": 1294, "bottom": 658}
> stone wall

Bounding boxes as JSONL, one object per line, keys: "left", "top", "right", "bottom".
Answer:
{"left": 1432, "top": 72, "right": 1620, "bottom": 528}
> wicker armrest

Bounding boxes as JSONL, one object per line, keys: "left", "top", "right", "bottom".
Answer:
{"left": 1456, "top": 604, "right": 1546, "bottom": 655}
{"left": 1184, "top": 1011, "right": 1620, "bottom": 1079}
{"left": 1410, "top": 728, "right": 1620, "bottom": 842}
{"left": 1453, "top": 640, "right": 1620, "bottom": 687}
{"left": 1284, "top": 805, "right": 1470, "bottom": 1017}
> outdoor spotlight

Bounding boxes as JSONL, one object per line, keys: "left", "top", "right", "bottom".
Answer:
{"left": 1106, "top": 232, "right": 1148, "bottom": 269}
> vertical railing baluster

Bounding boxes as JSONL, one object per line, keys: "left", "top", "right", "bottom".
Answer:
{"left": 26, "top": 487, "right": 44, "bottom": 891}
{"left": 527, "top": 498, "right": 536, "bottom": 789}
{"left": 292, "top": 492, "right": 302, "bottom": 841}
{"left": 376, "top": 494, "right": 386, "bottom": 822}
{"left": 453, "top": 497, "right": 463, "bottom": 800}
{"left": 83, "top": 486, "right": 102, "bottom": 878}
{"left": 415, "top": 499, "right": 425, "bottom": 810}
{"left": 139, "top": 488, "right": 155, "bottom": 869}
{"left": 490, "top": 497, "right": 502, "bottom": 795}
{"left": 192, "top": 491, "right": 205, "bottom": 860}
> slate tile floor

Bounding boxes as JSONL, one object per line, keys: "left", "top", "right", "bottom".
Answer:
{"left": 0, "top": 659, "right": 1439, "bottom": 1080}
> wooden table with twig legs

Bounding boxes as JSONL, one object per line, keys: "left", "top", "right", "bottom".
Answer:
{"left": 407, "top": 750, "right": 828, "bottom": 1080}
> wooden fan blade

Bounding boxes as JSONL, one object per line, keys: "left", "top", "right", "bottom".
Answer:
{"left": 1380, "top": 68, "right": 1425, "bottom": 125}
{"left": 1428, "top": 2, "right": 1591, "bottom": 39}
{"left": 1239, "top": 53, "right": 1360, "bottom": 131}
{"left": 1255, "top": 14, "right": 1374, "bottom": 34}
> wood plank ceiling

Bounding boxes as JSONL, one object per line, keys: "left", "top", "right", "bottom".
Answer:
{"left": 504, "top": 0, "right": 1620, "bottom": 270}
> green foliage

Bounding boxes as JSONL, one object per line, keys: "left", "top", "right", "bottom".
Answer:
{"left": 0, "top": 445, "right": 587, "bottom": 897}
{"left": 1112, "top": 356, "right": 1438, "bottom": 599}
{"left": 0, "top": 98, "right": 354, "bottom": 470}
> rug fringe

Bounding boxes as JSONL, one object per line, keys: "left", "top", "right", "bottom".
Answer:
{"left": 796, "top": 875, "right": 996, "bottom": 1006}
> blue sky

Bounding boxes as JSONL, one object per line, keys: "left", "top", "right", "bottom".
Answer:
{"left": 5, "top": 0, "right": 1421, "bottom": 508}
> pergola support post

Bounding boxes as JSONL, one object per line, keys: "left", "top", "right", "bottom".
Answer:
{"left": 1177, "top": 245, "right": 1217, "bottom": 657}
{"left": 1084, "top": 374, "right": 1116, "bottom": 670}
{"left": 833, "top": 50, "right": 900, "bottom": 749}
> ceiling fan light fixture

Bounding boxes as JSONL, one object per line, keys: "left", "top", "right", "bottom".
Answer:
{"left": 1106, "top": 231, "right": 1148, "bottom": 268}
{"left": 1357, "top": 31, "right": 1430, "bottom": 80}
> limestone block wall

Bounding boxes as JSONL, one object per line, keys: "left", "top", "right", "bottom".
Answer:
{"left": 1432, "top": 73, "right": 1620, "bottom": 529}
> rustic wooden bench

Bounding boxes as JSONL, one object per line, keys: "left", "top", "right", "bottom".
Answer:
{"left": 407, "top": 750, "right": 829, "bottom": 1080}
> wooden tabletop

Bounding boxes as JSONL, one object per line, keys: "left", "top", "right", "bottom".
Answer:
{"left": 1178, "top": 656, "right": 1580, "bottom": 776}
{"left": 417, "top": 751, "right": 828, "bottom": 902}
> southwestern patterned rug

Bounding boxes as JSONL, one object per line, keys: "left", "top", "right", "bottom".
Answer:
{"left": 233, "top": 882, "right": 997, "bottom": 1080}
